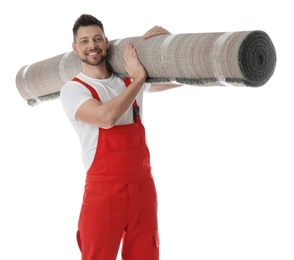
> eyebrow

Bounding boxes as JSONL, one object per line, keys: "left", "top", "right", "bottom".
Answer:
{"left": 79, "top": 34, "right": 103, "bottom": 40}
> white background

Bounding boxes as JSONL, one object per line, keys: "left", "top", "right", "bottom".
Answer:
{"left": 1, "top": 1, "right": 293, "bottom": 259}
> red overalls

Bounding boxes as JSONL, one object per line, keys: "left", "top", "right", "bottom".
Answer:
{"left": 72, "top": 77, "right": 159, "bottom": 260}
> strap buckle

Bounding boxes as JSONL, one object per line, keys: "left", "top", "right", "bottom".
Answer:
{"left": 133, "top": 106, "right": 140, "bottom": 118}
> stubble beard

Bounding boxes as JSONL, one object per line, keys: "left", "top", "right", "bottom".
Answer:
{"left": 80, "top": 52, "right": 107, "bottom": 67}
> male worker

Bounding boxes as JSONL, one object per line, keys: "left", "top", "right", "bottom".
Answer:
{"left": 60, "top": 14, "right": 180, "bottom": 260}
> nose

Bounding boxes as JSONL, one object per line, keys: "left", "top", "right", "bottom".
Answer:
{"left": 88, "top": 39, "right": 97, "bottom": 49}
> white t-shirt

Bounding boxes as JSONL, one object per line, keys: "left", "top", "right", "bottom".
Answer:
{"left": 60, "top": 73, "right": 151, "bottom": 170}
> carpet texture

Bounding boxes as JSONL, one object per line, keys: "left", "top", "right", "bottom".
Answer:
{"left": 15, "top": 30, "right": 276, "bottom": 106}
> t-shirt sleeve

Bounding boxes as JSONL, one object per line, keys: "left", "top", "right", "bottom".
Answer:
{"left": 60, "top": 82, "right": 92, "bottom": 120}
{"left": 144, "top": 82, "right": 151, "bottom": 92}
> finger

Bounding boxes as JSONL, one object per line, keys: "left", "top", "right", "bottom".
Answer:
{"left": 142, "top": 26, "right": 170, "bottom": 39}
{"left": 124, "top": 43, "right": 133, "bottom": 61}
{"left": 142, "top": 26, "right": 161, "bottom": 39}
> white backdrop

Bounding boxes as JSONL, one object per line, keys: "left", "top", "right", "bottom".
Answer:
{"left": 1, "top": 1, "right": 293, "bottom": 259}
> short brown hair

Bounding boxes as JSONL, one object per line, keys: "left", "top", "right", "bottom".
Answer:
{"left": 72, "top": 14, "right": 105, "bottom": 42}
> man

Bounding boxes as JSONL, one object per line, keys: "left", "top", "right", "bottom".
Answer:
{"left": 60, "top": 14, "right": 180, "bottom": 260}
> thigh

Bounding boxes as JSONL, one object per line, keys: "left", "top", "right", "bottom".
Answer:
{"left": 122, "top": 177, "right": 160, "bottom": 260}
{"left": 78, "top": 182, "right": 128, "bottom": 260}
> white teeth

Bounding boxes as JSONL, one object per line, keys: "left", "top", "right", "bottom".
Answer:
{"left": 88, "top": 52, "right": 98, "bottom": 56}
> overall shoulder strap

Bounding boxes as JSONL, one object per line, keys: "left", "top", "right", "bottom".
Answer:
{"left": 72, "top": 77, "right": 101, "bottom": 101}
{"left": 123, "top": 77, "right": 140, "bottom": 119}
{"left": 123, "top": 77, "right": 139, "bottom": 106}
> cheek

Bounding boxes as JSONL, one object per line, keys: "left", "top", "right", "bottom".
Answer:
{"left": 73, "top": 43, "right": 85, "bottom": 54}
{"left": 75, "top": 47, "right": 86, "bottom": 57}
{"left": 73, "top": 45, "right": 80, "bottom": 55}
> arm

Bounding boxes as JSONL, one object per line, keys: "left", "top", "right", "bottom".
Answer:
{"left": 149, "top": 82, "right": 182, "bottom": 92}
{"left": 76, "top": 43, "right": 147, "bottom": 129}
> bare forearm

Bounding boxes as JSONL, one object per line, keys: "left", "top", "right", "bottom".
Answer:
{"left": 149, "top": 83, "right": 182, "bottom": 92}
{"left": 98, "top": 78, "right": 145, "bottom": 128}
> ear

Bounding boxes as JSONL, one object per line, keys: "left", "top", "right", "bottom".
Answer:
{"left": 72, "top": 42, "right": 78, "bottom": 55}
{"left": 105, "top": 37, "right": 109, "bottom": 49}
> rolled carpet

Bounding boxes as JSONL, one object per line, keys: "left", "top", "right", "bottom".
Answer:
{"left": 15, "top": 30, "right": 276, "bottom": 106}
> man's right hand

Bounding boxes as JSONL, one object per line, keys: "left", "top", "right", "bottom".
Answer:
{"left": 123, "top": 43, "right": 147, "bottom": 83}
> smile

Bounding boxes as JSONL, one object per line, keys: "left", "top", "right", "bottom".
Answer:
{"left": 87, "top": 51, "right": 100, "bottom": 56}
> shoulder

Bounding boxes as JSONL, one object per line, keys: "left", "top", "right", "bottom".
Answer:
{"left": 60, "top": 73, "right": 96, "bottom": 98}
{"left": 60, "top": 78, "right": 93, "bottom": 119}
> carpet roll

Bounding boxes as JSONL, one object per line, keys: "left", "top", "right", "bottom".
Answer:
{"left": 15, "top": 30, "right": 276, "bottom": 106}
{"left": 238, "top": 31, "right": 276, "bottom": 86}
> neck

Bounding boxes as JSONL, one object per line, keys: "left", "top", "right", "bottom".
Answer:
{"left": 82, "top": 61, "right": 112, "bottom": 79}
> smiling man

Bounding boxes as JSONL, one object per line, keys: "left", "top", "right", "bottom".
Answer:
{"left": 60, "top": 14, "right": 180, "bottom": 260}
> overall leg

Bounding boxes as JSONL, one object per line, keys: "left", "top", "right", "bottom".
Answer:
{"left": 78, "top": 182, "right": 128, "bottom": 260}
{"left": 121, "top": 177, "right": 159, "bottom": 260}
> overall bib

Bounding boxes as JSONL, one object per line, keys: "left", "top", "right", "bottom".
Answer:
{"left": 72, "top": 77, "right": 159, "bottom": 260}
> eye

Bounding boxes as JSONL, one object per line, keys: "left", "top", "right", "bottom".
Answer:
{"left": 80, "top": 39, "right": 88, "bottom": 44}
{"left": 94, "top": 37, "right": 103, "bottom": 42}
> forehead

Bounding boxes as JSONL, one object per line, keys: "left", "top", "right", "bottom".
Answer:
{"left": 76, "top": 25, "right": 104, "bottom": 39}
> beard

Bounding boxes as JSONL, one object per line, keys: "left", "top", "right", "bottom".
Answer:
{"left": 80, "top": 51, "right": 107, "bottom": 67}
